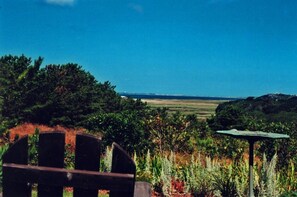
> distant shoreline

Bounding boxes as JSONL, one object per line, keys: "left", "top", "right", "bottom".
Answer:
{"left": 120, "top": 93, "right": 239, "bottom": 101}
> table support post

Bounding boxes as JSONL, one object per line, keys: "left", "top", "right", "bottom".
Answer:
{"left": 216, "top": 130, "right": 289, "bottom": 197}
{"left": 248, "top": 140, "right": 255, "bottom": 197}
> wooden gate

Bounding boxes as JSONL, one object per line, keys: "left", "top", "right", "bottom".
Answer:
{"left": 2, "top": 132, "right": 136, "bottom": 197}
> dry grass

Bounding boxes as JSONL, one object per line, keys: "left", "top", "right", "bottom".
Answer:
{"left": 142, "top": 99, "right": 228, "bottom": 119}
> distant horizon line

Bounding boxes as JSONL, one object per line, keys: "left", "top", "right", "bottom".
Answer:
{"left": 119, "top": 92, "right": 242, "bottom": 100}
{"left": 119, "top": 92, "right": 297, "bottom": 100}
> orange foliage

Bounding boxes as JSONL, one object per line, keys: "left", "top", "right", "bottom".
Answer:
{"left": 9, "top": 123, "right": 86, "bottom": 151}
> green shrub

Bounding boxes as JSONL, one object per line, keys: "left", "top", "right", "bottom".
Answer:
{"left": 147, "top": 110, "right": 197, "bottom": 153}
{"left": 278, "top": 160, "right": 297, "bottom": 193}
{"left": 183, "top": 155, "right": 218, "bottom": 196}
{"left": 100, "top": 146, "right": 112, "bottom": 172}
{"left": 64, "top": 144, "right": 75, "bottom": 169}
{"left": 0, "top": 144, "right": 9, "bottom": 187}
{"left": 28, "top": 128, "right": 39, "bottom": 165}
{"left": 86, "top": 111, "right": 151, "bottom": 154}
{"left": 280, "top": 191, "right": 297, "bottom": 197}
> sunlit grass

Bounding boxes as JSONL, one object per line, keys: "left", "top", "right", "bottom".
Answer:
{"left": 142, "top": 99, "right": 228, "bottom": 118}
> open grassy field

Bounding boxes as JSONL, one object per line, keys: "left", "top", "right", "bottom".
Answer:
{"left": 142, "top": 99, "right": 229, "bottom": 119}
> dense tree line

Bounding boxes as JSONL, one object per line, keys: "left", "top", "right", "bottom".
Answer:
{"left": 0, "top": 55, "right": 123, "bottom": 127}
{"left": 211, "top": 94, "right": 297, "bottom": 128}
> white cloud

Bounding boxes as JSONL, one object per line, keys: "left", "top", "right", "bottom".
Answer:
{"left": 45, "top": 0, "right": 75, "bottom": 6}
{"left": 128, "top": 3, "right": 143, "bottom": 13}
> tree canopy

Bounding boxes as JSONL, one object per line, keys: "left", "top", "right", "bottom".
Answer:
{"left": 0, "top": 55, "right": 125, "bottom": 127}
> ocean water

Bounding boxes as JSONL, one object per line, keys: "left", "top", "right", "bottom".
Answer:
{"left": 120, "top": 93, "right": 239, "bottom": 101}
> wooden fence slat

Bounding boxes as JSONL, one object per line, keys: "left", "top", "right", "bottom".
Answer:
{"left": 110, "top": 143, "right": 136, "bottom": 197}
{"left": 2, "top": 133, "right": 138, "bottom": 197}
{"left": 37, "top": 132, "right": 65, "bottom": 197}
{"left": 2, "top": 136, "right": 31, "bottom": 197}
{"left": 2, "top": 163, "right": 134, "bottom": 191}
{"left": 73, "top": 133, "right": 101, "bottom": 197}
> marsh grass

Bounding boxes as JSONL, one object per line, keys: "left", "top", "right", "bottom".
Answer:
{"left": 142, "top": 99, "right": 227, "bottom": 119}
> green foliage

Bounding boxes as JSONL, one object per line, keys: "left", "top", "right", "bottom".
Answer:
{"left": 136, "top": 151, "right": 184, "bottom": 196}
{"left": 146, "top": 109, "right": 198, "bottom": 153}
{"left": 194, "top": 119, "right": 212, "bottom": 138}
{"left": 0, "top": 144, "right": 9, "bottom": 186}
{"left": 243, "top": 120, "right": 297, "bottom": 169}
{"left": 209, "top": 94, "right": 297, "bottom": 169}
{"left": 28, "top": 128, "right": 39, "bottom": 165}
{"left": 213, "top": 165, "right": 238, "bottom": 197}
{"left": 208, "top": 104, "right": 247, "bottom": 131}
{"left": 159, "top": 152, "right": 176, "bottom": 196}
{"left": 101, "top": 146, "right": 112, "bottom": 172}
{"left": 233, "top": 159, "right": 249, "bottom": 197}
{"left": 0, "top": 55, "right": 123, "bottom": 128}
{"left": 278, "top": 160, "right": 297, "bottom": 192}
{"left": 255, "top": 154, "right": 280, "bottom": 197}
{"left": 120, "top": 97, "right": 149, "bottom": 117}
{"left": 132, "top": 150, "right": 293, "bottom": 196}
{"left": 280, "top": 191, "right": 297, "bottom": 197}
{"left": 0, "top": 120, "right": 9, "bottom": 138}
{"left": 196, "top": 137, "right": 218, "bottom": 157}
{"left": 212, "top": 94, "right": 297, "bottom": 127}
{"left": 86, "top": 111, "right": 151, "bottom": 154}
{"left": 134, "top": 150, "right": 153, "bottom": 182}
{"left": 32, "top": 63, "right": 111, "bottom": 127}
{"left": 260, "top": 123, "right": 297, "bottom": 168}
{"left": 64, "top": 144, "right": 75, "bottom": 169}
{"left": 0, "top": 55, "right": 42, "bottom": 127}
{"left": 184, "top": 155, "right": 217, "bottom": 196}
{"left": 32, "top": 190, "right": 74, "bottom": 197}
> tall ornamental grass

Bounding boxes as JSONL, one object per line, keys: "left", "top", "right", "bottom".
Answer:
{"left": 131, "top": 150, "right": 289, "bottom": 197}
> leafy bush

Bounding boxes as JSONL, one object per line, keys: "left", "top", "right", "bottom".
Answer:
{"left": 146, "top": 109, "right": 198, "bottom": 153}
{"left": 0, "top": 144, "right": 8, "bottom": 186}
{"left": 28, "top": 128, "right": 39, "bottom": 165}
{"left": 86, "top": 111, "right": 151, "bottom": 154}
{"left": 196, "top": 137, "right": 218, "bottom": 157}
{"left": 100, "top": 146, "right": 112, "bottom": 172}
{"left": 64, "top": 144, "right": 75, "bottom": 169}
{"left": 280, "top": 191, "right": 297, "bottom": 197}
{"left": 213, "top": 165, "right": 238, "bottom": 197}
{"left": 184, "top": 155, "right": 217, "bottom": 196}
{"left": 278, "top": 160, "right": 297, "bottom": 193}
{"left": 0, "top": 121, "right": 9, "bottom": 137}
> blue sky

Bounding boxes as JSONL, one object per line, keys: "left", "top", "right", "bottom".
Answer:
{"left": 1, "top": 0, "right": 297, "bottom": 97}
